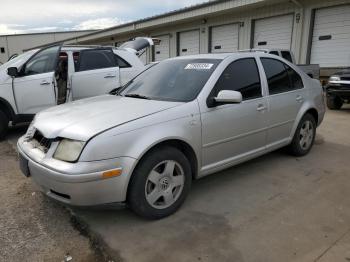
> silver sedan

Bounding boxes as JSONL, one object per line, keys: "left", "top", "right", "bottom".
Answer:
{"left": 17, "top": 52, "right": 325, "bottom": 219}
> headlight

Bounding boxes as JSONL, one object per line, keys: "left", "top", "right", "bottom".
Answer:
{"left": 329, "top": 76, "right": 340, "bottom": 82}
{"left": 24, "top": 121, "right": 36, "bottom": 140}
{"left": 53, "top": 139, "right": 85, "bottom": 162}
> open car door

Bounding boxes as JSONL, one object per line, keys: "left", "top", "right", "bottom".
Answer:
{"left": 13, "top": 44, "right": 62, "bottom": 114}
{"left": 71, "top": 48, "right": 120, "bottom": 100}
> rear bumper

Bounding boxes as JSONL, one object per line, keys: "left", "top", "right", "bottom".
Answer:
{"left": 17, "top": 138, "right": 136, "bottom": 206}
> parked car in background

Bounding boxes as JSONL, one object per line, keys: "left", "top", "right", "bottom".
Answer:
{"left": 18, "top": 52, "right": 325, "bottom": 219}
{"left": 0, "top": 37, "right": 156, "bottom": 138}
{"left": 240, "top": 48, "right": 320, "bottom": 80}
{"left": 325, "top": 70, "right": 350, "bottom": 110}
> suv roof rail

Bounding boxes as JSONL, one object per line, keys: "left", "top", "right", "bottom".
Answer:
{"left": 238, "top": 49, "right": 269, "bottom": 53}
{"left": 63, "top": 44, "right": 115, "bottom": 48}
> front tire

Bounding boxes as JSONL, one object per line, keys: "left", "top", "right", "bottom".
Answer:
{"left": 288, "top": 113, "right": 316, "bottom": 157}
{"left": 326, "top": 95, "right": 343, "bottom": 110}
{"left": 0, "top": 111, "right": 9, "bottom": 140}
{"left": 128, "top": 146, "right": 192, "bottom": 219}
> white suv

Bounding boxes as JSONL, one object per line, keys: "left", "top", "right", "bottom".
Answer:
{"left": 0, "top": 37, "right": 156, "bottom": 138}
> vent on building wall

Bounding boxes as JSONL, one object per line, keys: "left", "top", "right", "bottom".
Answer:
{"left": 0, "top": 47, "right": 5, "bottom": 53}
{"left": 319, "top": 35, "right": 332, "bottom": 41}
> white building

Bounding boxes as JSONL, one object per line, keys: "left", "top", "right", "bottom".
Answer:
{"left": 12, "top": 0, "right": 350, "bottom": 76}
{"left": 0, "top": 30, "right": 96, "bottom": 64}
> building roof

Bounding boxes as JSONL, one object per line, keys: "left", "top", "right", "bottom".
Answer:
{"left": 0, "top": 29, "right": 96, "bottom": 38}
{"left": 25, "top": 0, "right": 275, "bottom": 50}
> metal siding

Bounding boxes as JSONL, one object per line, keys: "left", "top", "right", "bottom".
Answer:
{"left": 310, "top": 4, "right": 350, "bottom": 67}
{"left": 154, "top": 35, "right": 170, "bottom": 61}
{"left": 210, "top": 23, "right": 239, "bottom": 53}
{"left": 253, "top": 14, "right": 294, "bottom": 49}
{"left": 178, "top": 30, "right": 200, "bottom": 56}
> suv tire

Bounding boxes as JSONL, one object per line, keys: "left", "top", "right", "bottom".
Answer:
{"left": 128, "top": 146, "right": 192, "bottom": 219}
{"left": 0, "top": 111, "right": 9, "bottom": 140}
{"left": 327, "top": 95, "right": 343, "bottom": 110}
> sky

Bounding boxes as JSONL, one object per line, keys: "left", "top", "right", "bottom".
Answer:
{"left": 0, "top": 0, "right": 207, "bottom": 35}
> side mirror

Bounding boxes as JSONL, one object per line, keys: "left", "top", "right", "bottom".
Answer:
{"left": 7, "top": 67, "right": 19, "bottom": 78}
{"left": 214, "top": 90, "right": 242, "bottom": 105}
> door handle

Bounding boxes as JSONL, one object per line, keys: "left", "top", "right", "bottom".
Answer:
{"left": 296, "top": 95, "right": 304, "bottom": 102}
{"left": 40, "top": 80, "right": 51, "bottom": 85}
{"left": 104, "top": 74, "right": 116, "bottom": 78}
{"left": 257, "top": 104, "right": 267, "bottom": 112}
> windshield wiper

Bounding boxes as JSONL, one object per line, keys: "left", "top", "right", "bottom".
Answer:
{"left": 124, "top": 93, "right": 151, "bottom": 100}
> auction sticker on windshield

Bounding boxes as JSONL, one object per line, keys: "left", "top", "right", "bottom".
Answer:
{"left": 185, "top": 63, "right": 214, "bottom": 70}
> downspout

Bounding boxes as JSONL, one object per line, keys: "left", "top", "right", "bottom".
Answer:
{"left": 290, "top": 0, "right": 304, "bottom": 63}
{"left": 5, "top": 36, "right": 10, "bottom": 60}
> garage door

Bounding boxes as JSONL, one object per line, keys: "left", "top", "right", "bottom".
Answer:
{"left": 310, "top": 5, "right": 350, "bottom": 67}
{"left": 253, "top": 14, "right": 294, "bottom": 49}
{"left": 210, "top": 23, "right": 239, "bottom": 53}
{"left": 153, "top": 35, "right": 170, "bottom": 61}
{"left": 178, "top": 30, "right": 200, "bottom": 56}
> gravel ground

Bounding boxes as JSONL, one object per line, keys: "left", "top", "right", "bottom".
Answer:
{"left": 0, "top": 138, "right": 105, "bottom": 262}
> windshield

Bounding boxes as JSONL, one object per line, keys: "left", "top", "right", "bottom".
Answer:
{"left": 0, "top": 49, "right": 38, "bottom": 70}
{"left": 119, "top": 58, "right": 221, "bottom": 102}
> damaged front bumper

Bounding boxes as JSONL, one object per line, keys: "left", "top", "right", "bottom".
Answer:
{"left": 17, "top": 136, "right": 136, "bottom": 206}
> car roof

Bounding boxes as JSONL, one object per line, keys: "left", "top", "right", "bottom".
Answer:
{"left": 167, "top": 52, "right": 265, "bottom": 61}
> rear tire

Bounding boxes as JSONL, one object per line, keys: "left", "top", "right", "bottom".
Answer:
{"left": 288, "top": 113, "right": 316, "bottom": 157}
{"left": 326, "top": 95, "right": 343, "bottom": 110}
{"left": 128, "top": 146, "right": 192, "bottom": 219}
{"left": 0, "top": 111, "right": 9, "bottom": 140}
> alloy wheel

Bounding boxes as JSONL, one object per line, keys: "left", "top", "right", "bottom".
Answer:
{"left": 145, "top": 160, "right": 185, "bottom": 209}
{"left": 299, "top": 120, "right": 314, "bottom": 151}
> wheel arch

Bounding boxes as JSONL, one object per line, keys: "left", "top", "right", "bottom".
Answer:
{"left": 125, "top": 138, "right": 199, "bottom": 199}
{"left": 291, "top": 106, "right": 319, "bottom": 140}
{"left": 305, "top": 108, "right": 318, "bottom": 125}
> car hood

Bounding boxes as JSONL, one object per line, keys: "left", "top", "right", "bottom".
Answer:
{"left": 34, "top": 95, "right": 182, "bottom": 141}
{"left": 333, "top": 70, "right": 350, "bottom": 77}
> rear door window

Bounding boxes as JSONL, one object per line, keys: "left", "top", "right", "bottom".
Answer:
{"left": 285, "top": 64, "right": 304, "bottom": 89}
{"left": 261, "top": 58, "right": 303, "bottom": 95}
{"left": 77, "top": 49, "right": 117, "bottom": 72}
{"left": 213, "top": 58, "right": 262, "bottom": 100}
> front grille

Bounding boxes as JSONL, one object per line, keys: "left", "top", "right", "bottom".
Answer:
{"left": 31, "top": 131, "right": 53, "bottom": 153}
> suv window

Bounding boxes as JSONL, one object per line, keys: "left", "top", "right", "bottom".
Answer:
{"left": 281, "top": 51, "right": 293, "bottom": 63}
{"left": 261, "top": 58, "right": 303, "bottom": 95}
{"left": 213, "top": 58, "right": 262, "bottom": 100}
{"left": 115, "top": 55, "right": 131, "bottom": 68}
{"left": 77, "top": 49, "right": 116, "bottom": 72}
{"left": 24, "top": 46, "right": 60, "bottom": 76}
